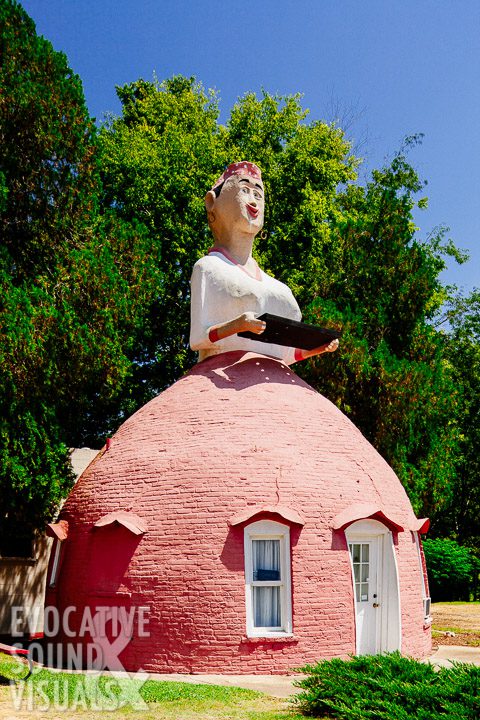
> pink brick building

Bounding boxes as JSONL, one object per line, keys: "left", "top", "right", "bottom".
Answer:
{"left": 45, "top": 350, "right": 431, "bottom": 673}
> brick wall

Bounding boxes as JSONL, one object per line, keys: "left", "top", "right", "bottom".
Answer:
{"left": 46, "top": 351, "right": 431, "bottom": 673}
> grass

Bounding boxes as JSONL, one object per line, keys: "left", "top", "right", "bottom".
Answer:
{"left": 433, "top": 626, "right": 480, "bottom": 637}
{"left": 432, "top": 628, "right": 480, "bottom": 643}
{"left": 2, "top": 650, "right": 480, "bottom": 720}
{"left": 434, "top": 601, "right": 480, "bottom": 605}
{"left": 2, "top": 605, "right": 480, "bottom": 720}
{"left": 0, "top": 656, "right": 304, "bottom": 719}
{"left": 432, "top": 601, "right": 480, "bottom": 646}
{"left": 432, "top": 601, "right": 480, "bottom": 629}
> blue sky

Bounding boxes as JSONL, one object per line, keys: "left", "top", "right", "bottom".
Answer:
{"left": 22, "top": 0, "right": 479, "bottom": 293}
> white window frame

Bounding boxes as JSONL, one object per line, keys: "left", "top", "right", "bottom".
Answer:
{"left": 414, "top": 531, "right": 432, "bottom": 624}
{"left": 244, "top": 520, "right": 292, "bottom": 637}
{"left": 48, "top": 538, "right": 63, "bottom": 587}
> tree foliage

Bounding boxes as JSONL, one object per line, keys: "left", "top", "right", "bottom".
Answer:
{"left": 436, "top": 291, "right": 480, "bottom": 546}
{"left": 0, "top": 1, "right": 161, "bottom": 537}
{"left": 0, "top": 0, "right": 97, "bottom": 278}
{"left": 99, "top": 78, "right": 462, "bottom": 518}
{"left": 99, "top": 76, "right": 226, "bottom": 397}
{"left": 0, "top": 1, "right": 471, "bottom": 536}
{"left": 295, "top": 141, "right": 463, "bottom": 517}
{"left": 423, "top": 537, "right": 477, "bottom": 601}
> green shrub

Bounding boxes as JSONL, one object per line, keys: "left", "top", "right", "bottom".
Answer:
{"left": 293, "top": 652, "right": 480, "bottom": 719}
{"left": 423, "top": 538, "right": 476, "bottom": 601}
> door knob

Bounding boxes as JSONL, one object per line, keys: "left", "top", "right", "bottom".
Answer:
{"left": 373, "top": 602, "right": 380, "bottom": 608}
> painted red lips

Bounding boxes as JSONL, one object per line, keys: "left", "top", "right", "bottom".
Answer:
{"left": 246, "top": 204, "right": 259, "bottom": 219}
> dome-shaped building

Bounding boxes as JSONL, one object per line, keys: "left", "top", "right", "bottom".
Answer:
{"left": 45, "top": 350, "right": 431, "bottom": 674}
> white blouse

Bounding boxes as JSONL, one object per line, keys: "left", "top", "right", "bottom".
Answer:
{"left": 189, "top": 250, "right": 302, "bottom": 364}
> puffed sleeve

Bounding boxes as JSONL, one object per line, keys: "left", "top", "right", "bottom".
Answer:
{"left": 189, "top": 260, "right": 216, "bottom": 351}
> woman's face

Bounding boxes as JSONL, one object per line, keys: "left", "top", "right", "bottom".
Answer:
{"left": 214, "top": 174, "right": 265, "bottom": 235}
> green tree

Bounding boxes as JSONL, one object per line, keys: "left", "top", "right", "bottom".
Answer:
{"left": 98, "top": 80, "right": 358, "bottom": 403}
{"left": 437, "top": 291, "right": 480, "bottom": 545}
{"left": 294, "top": 141, "right": 463, "bottom": 516}
{"left": 423, "top": 537, "right": 476, "bottom": 601}
{"left": 0, "top": 1, "right": 466, "bottom": 536}
{"left": 0, "top": 0, "right": 97, "bottom": 278}
{"left": 0, "top": 1, "right": 161, "bottom": 538}
{"left": 100, "top": 84, "right": 463, "bottom": 519}
{"left": 99, "top": 76, "right": 226, "bottom": 399}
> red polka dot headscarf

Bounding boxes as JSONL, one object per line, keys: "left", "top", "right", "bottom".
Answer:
{"left": 211, "top": 161, "right": 262, "bottom": 190}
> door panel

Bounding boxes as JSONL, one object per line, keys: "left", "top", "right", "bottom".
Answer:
{"left": 345, "top": 520, "right": 400, "bottom": 655}
{"left": 349, "top": 540, "right": 379, "bottom": 655}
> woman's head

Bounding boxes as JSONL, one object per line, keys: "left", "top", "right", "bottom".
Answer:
{"left": 205, "top": 162, "right": 264, "bottom": 243}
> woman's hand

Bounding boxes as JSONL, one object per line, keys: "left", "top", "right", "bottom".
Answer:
{"left": 236, "top": 311, "right": 266, "bottom": 335}
{"left": 208, "top": 312, "right": 266, "bottom": 343}
{"left": 295, "top": 338, "right": 339, "bottom": 361}
{"left": 321, "top": 339, "right": 339, "bottom": 353}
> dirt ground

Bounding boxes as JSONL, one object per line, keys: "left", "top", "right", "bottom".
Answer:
{"left": 432, "top": 602, "right": 480, "bottom": 648}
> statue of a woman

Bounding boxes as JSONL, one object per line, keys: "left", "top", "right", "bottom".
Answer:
{"left": 190, "top": 161, "right": 338, "bottom": 365}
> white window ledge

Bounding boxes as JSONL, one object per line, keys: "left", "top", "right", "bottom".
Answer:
{"left": 241, "top": 634, "right": 297, "bottom": 644}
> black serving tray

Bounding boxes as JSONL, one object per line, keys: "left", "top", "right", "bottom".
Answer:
{"left": 238, "top": 313, "right": 341, "bottom": 350}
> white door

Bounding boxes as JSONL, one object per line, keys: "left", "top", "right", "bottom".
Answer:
{"left": 346, "top": 520, "right": 401, "bottom": 655}
{"left": 348, "top": 538, "right": 380, "bottom": 655}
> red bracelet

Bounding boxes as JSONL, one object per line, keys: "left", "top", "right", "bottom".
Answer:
{"left": 209, "top": 328, "right": 220, "bottom": 343}
{"left": 294, "top": 348, "right": 304, "bottom": 362}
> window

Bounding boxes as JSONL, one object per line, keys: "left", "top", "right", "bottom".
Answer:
{"left": 414, "top": 531, "right": 431, "bottom": 623}
{"left": 48, "top": 538, "right": 63, "bottom": 587}
{"left": 348, "top": 542, "right": 370, "bottom": 602}
{"left": 244, "top": 520, "right": 292, "bottom": 636}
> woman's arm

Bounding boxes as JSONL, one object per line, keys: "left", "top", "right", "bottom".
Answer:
{"left": 208, "top": 312, "right": 266, "bottom": 343}
{"left": 293, "top": 339, "right": 339, "bottom": 362}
